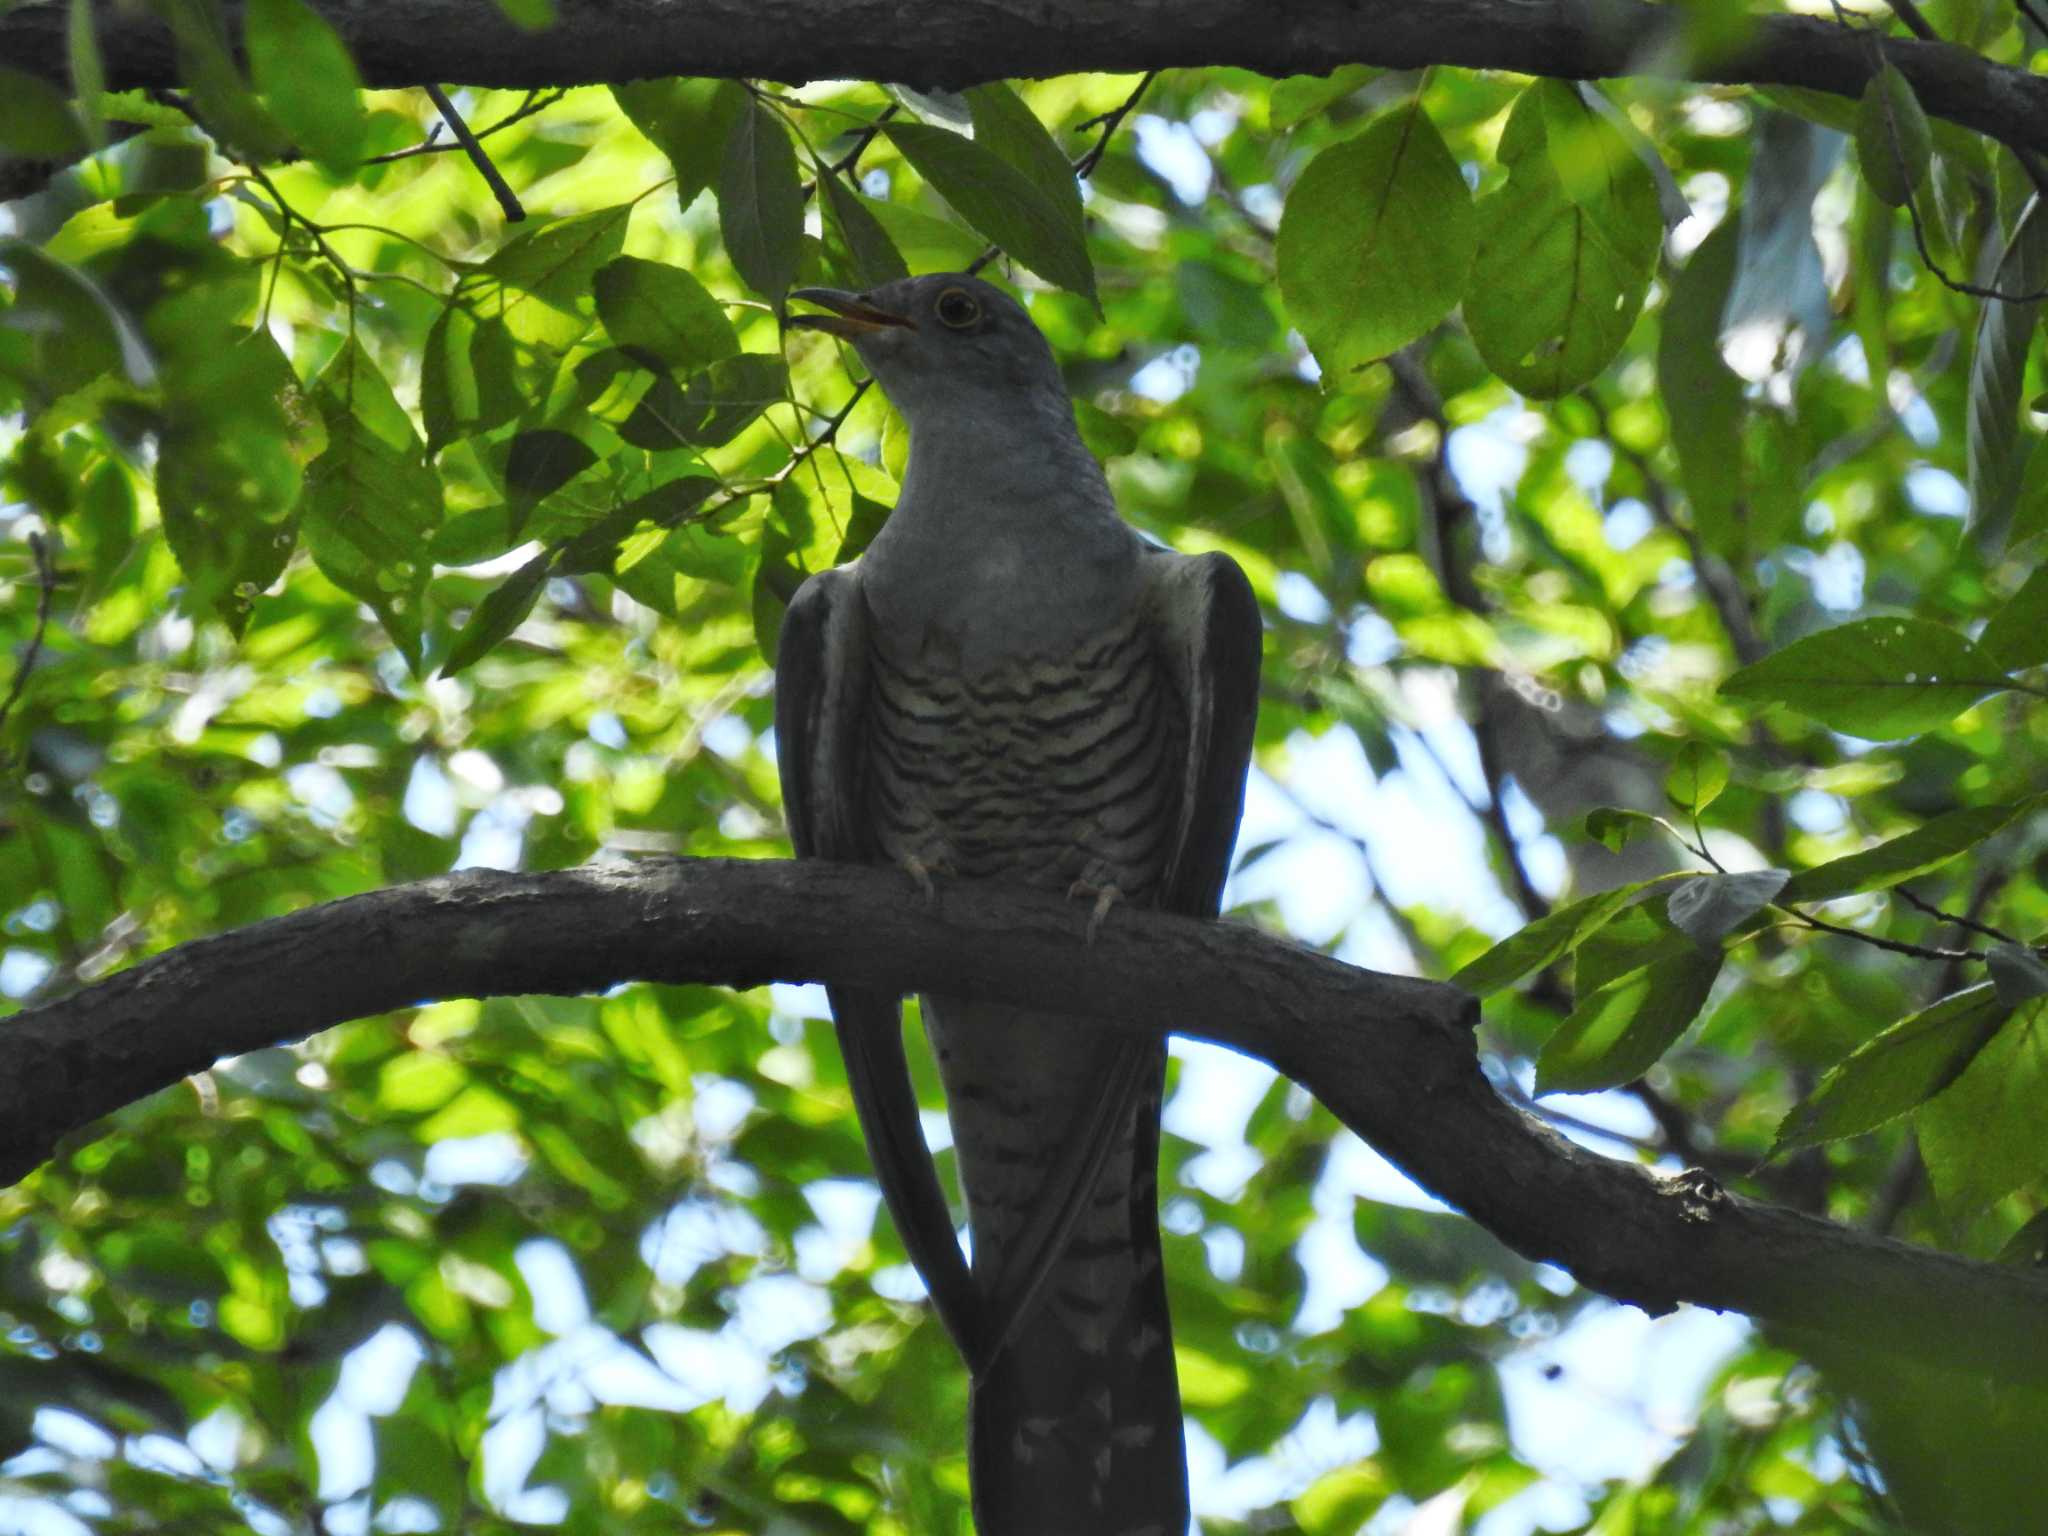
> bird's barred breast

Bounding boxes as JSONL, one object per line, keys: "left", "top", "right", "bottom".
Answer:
{"left": 863, "top": 610, "right": 1185, "bottom": 897}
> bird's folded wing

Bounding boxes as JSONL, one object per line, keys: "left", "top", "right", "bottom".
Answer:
{"left": 776, "top": 567, "right": 983, "bottom": 1361}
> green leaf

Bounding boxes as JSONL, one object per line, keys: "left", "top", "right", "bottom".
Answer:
{"left": 477, "top": 205, "right": 632, "bottom": 345}
{"left": 1774, "top": 984, "right": 2010, "bottom": 1153}
{"left": 1979, "top": 565, "right": 2048, "bottom": 672}
{"left": 440, "top": 549, "right": 552, "bottom": 676}
{"left": 1536, "top": 946, "right": 1721, "bottom": 1093}
{"left": 304, "top": 337, "right": 441, "bottom": 667}
{"left": 1781, "top": 798, "right": 2039, "bottom": 903}
{"left": 1277, "top": 102, "right": 1476, "bottom": 379}
{"left": 1450, "top": 876, "right": 1676, "bottom": 997}
{"left": 1665, "top": 742, "right": 1730, "bottom": 814}
{"left": 612, "top": 78, "right": 746, "bottom": 211}
{"left": 503, "top": 429, "right": 597, "bottom": 536}
{"left": 719, "top": 99, "right": 805, "bottom": 310}
{"left": 593, "top": 256, "right": 739, "bottom": 371}
{"left": 1464, "top": 82, "right": 1660, "bottom": 398}
{"left": 618, "top": 352, "right": 787, "bottom": 451}
{"left": 0, "top": 66, "right": 88, "bottom": 158}
{"left": 1655, "top": 219, "right": 1746, "bottom": 558}
{"left": 1854, "top": 63, "right": 1931, "bottom": 208}
{"left": 1720, "top": 617, "right": 2009, "bottom": 739}
{"left": 420, "top": 306, "right": 524, "bottom": 453}
{"left": 964, "top": 84, "right": 1082, "bottom": 231}
{"left": 1583, "top": 807, "right": 1674, "bottom": 853}
{"left": 1665, "top": 869, "right": 1786, "bottom": 947}
{"left": 1268, "top": 66, "right": 1381, "bottom": 131}
{"left": 162, "top": 0, "right": 289, "bottom": 161}
{"left": 885, "top": 120, "right": 1097, "bottom": 302}
{"left": 244, "top": 0, "right": 367, "bottom": 171}
{"left": 0, "top": 240, "right": 154, "bottom": 399}
{"left": 1967, "top": 196, "right": 2048, "bottom": 551}
{"left": 68, "top": 0, "right": 106, "bottom": 149}
{"left": 1918, "top": 1002, "right": 2048, "bottom": 1219}
{"left": 819, "top": 173, "right": 910, "bottom": 290}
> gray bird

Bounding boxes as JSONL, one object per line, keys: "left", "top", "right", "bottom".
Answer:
{"left": 778, "top": 273, "right": 1260, "bottom": 1535}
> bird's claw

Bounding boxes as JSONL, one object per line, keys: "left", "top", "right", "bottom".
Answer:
{"left": 1068, "top": 879, "right": 1123, "bottom": 945}
{"left": 902, "top": 856, "right": 942, "bottom": 909}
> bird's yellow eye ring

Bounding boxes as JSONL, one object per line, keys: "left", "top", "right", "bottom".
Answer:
{"left": 934, "top": 287, "right": 982, "bottom": 329}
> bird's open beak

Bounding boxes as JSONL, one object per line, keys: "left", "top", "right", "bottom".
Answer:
{"left": 787, "top": 287, "right": 915, "bottom": 338}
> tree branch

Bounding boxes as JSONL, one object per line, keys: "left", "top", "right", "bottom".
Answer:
{"left": 4, "top": 0, "right": 2048, "bottom": 158}
{"left": 4, "top": 857, "right": 2045, "bottom": 1391}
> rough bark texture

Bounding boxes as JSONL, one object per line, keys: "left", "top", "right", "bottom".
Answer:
{"left": 3, "top": 0, "right": 2047, "bottom": 157}
{"left": 4, "top": 857, "right": 2045, "bottom": 1391}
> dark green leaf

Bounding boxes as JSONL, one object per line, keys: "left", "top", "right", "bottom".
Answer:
{"left": 1917, "top": 1002, "right": 2048, "bottom": 1219}
{"left": 612, "top": 78, "right": 746, "bottom": 211}
{"left": 1278, "top": 102, "right": 1476, "bottom": 378}
{"left": 594, "top": 256, "right": 739, "bottom": 371}
{"left": 1537, "top": 946, "right": 1721, "bottom": 1093}
{"left": 0, "top": 240, "right": 153, "bottom": 398}
{"left": 1451, "top": 876, "right": 1673, "bottom": 996}
{"left": 720, "top": 99, "right": 805, "bottom": 309}
{"left": 964, "top": 83, "right": 1082, "bottom": 232}
{"left": 1781, "top": 798, "right": 2039, "bottom": 903}
{"left": 162, "top": 0, "right": 289, "bottom": 161}
{"left": 244, "top": 0, "right": 366, "bottom": 171}
{"left": 1583, "top": 807, "right": 1674, "bottom": 853}
{"left": 1854, "top": 63, "right": 1931, "bottom": 208}
{"left": 1656, "top": 220, "right": 1746, "bottom": 558}
{"left": 1665, "top": 742, "right": 1730, "bottom": 815}
{"left": 1665, "top": 869, "right": 1786, "bottom": 947}
{"left": 819, "top": 174, "right": 910, "bottom": 290}
{"left": 619, "top": 352, "right": 786, "bottom": 451}
{"left": 1774, "top": 984, "right": 2009, "bottom": 1153}
{"left": 1267, "top": 66, "right": 1381, "bottom": 131}
{"left": 68, "top": 0, "right": 106, "bottom": 148}
{"left": 885, "top": 120, "right": 1096, "bottom": 302}
{"left": 503, "top": 429, "right": 597, "bottom": 536}
{"left": 440, "top": 549, "right": 552, "bottom": 676}
{"left": 1967, "top": 196, "right": 2048, "bottom": 551}
{"left": 1720, "top": 617, "right": 2009, "bottom": 739}
{"left": 0, "top": 66, "right": 88, "bottom": 158}
{"left": 421, "top": 305, "right": 524, "bottom": 452}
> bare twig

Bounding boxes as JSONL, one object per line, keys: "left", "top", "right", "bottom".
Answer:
{"left": 1072, "top": 70, "right": 1158, "bottom": 179}
{"left": 365, "top": 88, "right": 568, "bottom": 165}
{"left": 1896, "top": 884, "right": 2018, "bottom": 945}
{"left": 1776, "top": 901, "right": 1984, "bottom": 964}
{"left": 424, "top": 84, "right": 527, "bottom": 222}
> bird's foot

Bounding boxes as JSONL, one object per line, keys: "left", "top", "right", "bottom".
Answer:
{"left": 1067, "top": 878, "right": 1124, "bottom": 946}
{"left": 901, "top": 856, "right": 945, "bottom": 909}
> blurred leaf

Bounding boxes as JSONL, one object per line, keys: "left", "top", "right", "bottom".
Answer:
{"left": 1278, "top": 101, "right": 1476, "bottom": 379}
{"left": 1655, "top": 219, "right": 1746, "bottom": 558}
{"left": 1781, "top": 797, "right": 2040, "bottom": 903}
{"left": 162, "top": 0, "right": 289, "bottom": 160}
{"left": 1268, "top": 65, "right": 1381, "bottom": 130}
{"left": 1584, "top": 806, "right": 1673, "bottom": 853}
{"left": 1979, "top": 565, "right": 2048, "bottom": 672}
{"left": 885, "top": 120, "right": 1097, "bottom": 302}
{"left": 1918, "top": 1001, "right": 2048, "bottom": 1219}
{"left": 1987, "top": 943, "right": 2048, "bottom": 1007}
{"left": 1773, "top": 984, "right": 2010, "bottom": 1153}
{"left": 594, "top": 256, "right": 740, "bottom": 371}
{"left": 1854, "top": 63, "right": 1931, "bottom": 207}
{"left": 1967, "top": 196, "right": 2048, "bottom": 551}
{"left": 1537, "top": 946, "right": 1721, "bottom": 1093}
{"left": 245, "top": 0, "right": 367, "bottom": 170}
{"left": 0, "top": 66, "right": 88, "bottom": 157}
{"left": 720, "top": 98, "right": 805, "bottom": 309}
{"left": 1720, "top": 617, "right": 2008, "bottom": 739}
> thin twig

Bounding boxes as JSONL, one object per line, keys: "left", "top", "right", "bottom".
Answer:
{"left": 1073, "top": 71, "right": 1158, "bottom": 179}
{"left": 0, "top": 533, "right": 56, "bottom": 751}
{"left": 1895, "top": 883, "right": 2018, "bottom": 944}
{"left": 2021, "top": 0, "right": 2048, "bottom": 40}
{"left": 1880, "top": 0, "right": 1940, "bottom": 40}
{"left": 1775, "top": 901, "right": 1983, "bottom": 963}
{"left": 365, "top": 89, "right": 568, "bottom": 166}
{"left": 424, "top": 84, "right": 526, "bottom": 222}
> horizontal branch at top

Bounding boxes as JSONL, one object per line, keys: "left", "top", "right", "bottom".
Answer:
{"left": 2, "top": 0, "right": 2046, "bottom": 158}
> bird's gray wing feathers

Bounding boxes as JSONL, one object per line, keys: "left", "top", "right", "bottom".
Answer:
{"left": 776, "top": 567, "right": 983, "bottom": 1361}
{"left": 975, "top": 547, "right": 1263, "bottom": 1360}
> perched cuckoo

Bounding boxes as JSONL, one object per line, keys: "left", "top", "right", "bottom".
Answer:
{"left": 778, "top": 273, "right": 1260, "bottom": 1535}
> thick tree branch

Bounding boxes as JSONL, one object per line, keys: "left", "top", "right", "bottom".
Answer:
{"left": 4, "top": 857, "right": 2045, "bottom": 1391}
{"left": 3, "top": 0, "right": 2048, "bottom": 159}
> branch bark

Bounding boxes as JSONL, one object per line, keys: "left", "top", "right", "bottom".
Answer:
{"left": 5, "top": 857, "right": 2045, "bottom": 1390}
{"left": 3, "top": 0, "right": 2048, "bottom": 158}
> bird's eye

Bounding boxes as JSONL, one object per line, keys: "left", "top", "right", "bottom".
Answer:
{"left": 934, "top": 288, "right": 982, "bottom": 329}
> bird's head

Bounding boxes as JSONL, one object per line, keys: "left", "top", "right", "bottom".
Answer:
{"left": 786, "top": 273, "right": 1068, "bottom": 428}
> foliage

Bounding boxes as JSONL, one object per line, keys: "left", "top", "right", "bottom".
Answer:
{"left": 2, "top": 1, "right": 2047, "bottom": 1531}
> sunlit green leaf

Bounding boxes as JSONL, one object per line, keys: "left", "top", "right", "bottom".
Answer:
{"left": 1537, "top": 946, "right": 1721, "bottom": 1093}
{"left": 245, "top": 0, "right": 367, "bottom": 170}
{"left": 1721, "top": 617, "right": 2009, "bottom": 739}
{"left": 1918, "top": 1002, "right": 2048, "bottom": 1219}
{"left": 1781, "top": 798, "right": 2040, "bottom": 903}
